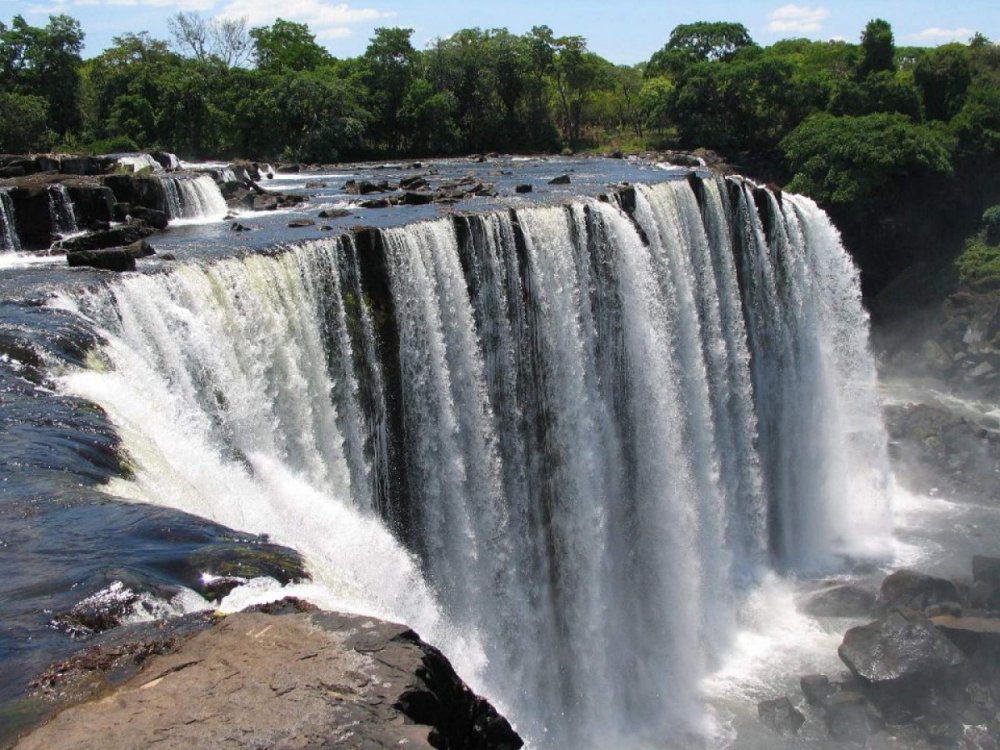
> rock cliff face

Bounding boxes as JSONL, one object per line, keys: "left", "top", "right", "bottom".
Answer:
{"left": 15, "top": 602, "right": 522, "bottom": 750}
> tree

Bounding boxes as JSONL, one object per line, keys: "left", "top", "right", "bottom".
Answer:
{"left": 781, "top": 112, "right": 952, "bottom": 206}
{"left": 914, "top": 44, "right": 972, "bottom": 121}
{"left": 648, "top": 22, "right": 754, "bottom": 76}
{"left": 362, "top": 27, "right": 418, "bottom": 151}
{"left": 250, "top": 19, "right": 331, "bottom": 73}
{"left": 858, "top": 19, "right": 895, "bottom": 78}
{"left": 0, "top": 92, "right": 50, "bottom": 151}
{"left": 168, "top": 12, "right": 250, "bottom": 68}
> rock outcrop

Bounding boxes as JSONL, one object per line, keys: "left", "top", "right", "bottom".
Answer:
{"left": 15, "top": 603, "right": 522, "bottom": 750}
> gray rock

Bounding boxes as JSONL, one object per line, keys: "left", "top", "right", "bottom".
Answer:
{"left": 287, "top": 218, "right": 316, "bottom": 228}
{"left": 548, "top": 174, "right": 571, "bottom": 185}
{"left": 973, "top": 556, "right": 1000, "bottom": 586}
{"left": 757, "top": 696, "right": 805, "bottom": 735}
{"left": 800, "top": 673, "right": 832, "bottom": 706}
{"left": 878, "top": 569, "right": 961, "bottom": 612}
{"left": 840, "top": 608, "right": 966, "bottom": 684}
{"left": 824, "top": 691, "right": 885, "bottom": 743}
{"left": 515, "top": 184, "right": 533, "bottom": 194}
{"left": 318, "top": 208, "right": 351, "bottom": 219}
{"left": 66, "top": 247, "right": 136, "bottom": 272}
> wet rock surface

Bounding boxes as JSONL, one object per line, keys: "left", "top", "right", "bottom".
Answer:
{"left": 13, "top": 603, "right": 522, "bottom": 750}
{"left": 787, "top": 558, "right": 1000, "bottom": 746}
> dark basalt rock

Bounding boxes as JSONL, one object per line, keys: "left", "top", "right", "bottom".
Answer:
{"left": 757, "top": 696, "right": 805, "bottom": 735}
{"left": 287, "top": 218, "right": 316, "bottom": 228}
{"left": 514, "top": 184, "right": 532, "bottom": 194}
{"left": 824, "top": 691, "right": 886, "bottom": 743}
{"left": 931, "top": 615, "right": 1000, "bottom": 657}
{"left": 66, "top": 247, "right": 137, "bottom": 272}
{"left": 66, "top": 184, "right": 115, "bottom": 227}
{"left": 61, "top": 224, "right": 155, "bottom": 254}
{"left": 877, "top": 569, "right": 962, "bottom": 613}
{"left": 397, "top": 190, "right": 435, "bottom": 206}
{"left": 399, "top": 175, "right": 429, "bottom": 191}
{"left": 361, "top": 197, "right": 392, "bottom": 209}
{"left": 548, "top": 174, "right": 571, "bottom": 185}
{"left": 318, "top": 207, "right": 351, "bottom": 219}
{"left": 973, "top": 555, "right": 1000, "bottom": 586}
{"left": 128, "top": 205, "right": 168, "bottom": 230}
{"left": 803, "top": 583, "right": 877, "bottom": 618}
{"left": 60, "top": 156, "right": 113, "bottom": 176}
{"left": 800, "top": 673, "right": 832, "bottom": 706}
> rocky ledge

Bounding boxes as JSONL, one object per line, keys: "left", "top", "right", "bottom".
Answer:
{"left": 761, "top": 557, "right": 1000, "bottom": 748}
{"left": 13, "top": 599, "right": 522, "bottom": 750}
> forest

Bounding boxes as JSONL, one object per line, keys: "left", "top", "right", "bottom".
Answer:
{"left": 2, "top": 14, "right": 1000, "bottom": 295}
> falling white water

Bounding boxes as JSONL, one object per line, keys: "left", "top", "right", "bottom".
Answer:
{"left": 47, "top": 185, "right": 78, "bottom": 237}
{"left": 0, "top": 188, "right": 20, "bottom": 252}
{"left": 108, "top": 153, "right": 163, "bottom": 173}
{"left": 52, "top": 176, "right": 890, "bottom": 749}
{"left": 158, "top": 175, "right": 229, "bottom": 223}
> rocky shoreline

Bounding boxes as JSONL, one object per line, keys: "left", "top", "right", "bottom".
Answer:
{"left": 761, "top": 557, "right": 1000, "bottom": 748}
{"left": 8, "top": 598, "right": 522, "bottom": 750}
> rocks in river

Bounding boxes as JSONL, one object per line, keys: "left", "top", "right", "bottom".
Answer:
{"left": 824, "top": 691, "right": 886, "bottom": 742}
{"left": 317, "top": 207, "right": 351, "bottom": 219}
{"left": 399, "top": 175, "right": 429, "bottom": 191}
{"left": 128, "top": 205, "right": 168, "bottom": 230}
{"left": 360, "top": 197, "right": 392, "bottom": 209}
{"left": 287, "top": 218, "right": 316, "bottom": 228}
{"left": 548, "top": 173, "right": 571, "bottom": 185}
{"left": 17, "top": 604, "right": 523, "bottom": 750}
{"left": 303, "top": 180, "right": 327, "bottom": 188}
{"left": 67, "top": 247, "right": 137, "bottom": 272}
{"left": 877, "top": 569, "right": 962, "bottom": 614}
{"left": 757, "top": 696, "right": 805, "bottom": 735}
{"left": 515, "top": 184, "right": 533, "bottom": 194}
{"left": 800, "top": 673, "right": 832, "bottom": 706}
{"left": 61, "top": 224, "right": 155, "bottom": 254}
{"left": 397, "top": 190, "right": 435, "bottom": 206}
{"left": 802, "top": 583, "right": 877, "bottom": 617}
{"left": 230, "top": 222, "right": 252, "bottom": 232}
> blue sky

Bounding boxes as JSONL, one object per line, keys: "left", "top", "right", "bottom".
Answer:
{"left": 5, "top": 0, "right": 999, "bottom": 63}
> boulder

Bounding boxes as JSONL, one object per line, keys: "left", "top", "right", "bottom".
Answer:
{"left": 878, "top": 569, "right": 961, "bottom": 613}
{"left": 17, "top": 608, "right": 523, "bottom": 750}
{"left": 838, "top": 607, "right": 966, "bottom": 721}
{"left": 303, "top": 180, "right": 327, "bottom": 189}
{"left": 931, "top": 615, "right": 1000, "bottom": 658}
{"left": 317, "top": 208, "right": 351, "bottom": 219}
{"left": 60, "top": 156, "right": 113, "bottom": 176}
{"left": 800, "top": 673, "right": 832, "bottom": 706}
{"left": 802, "top": 584, "right": 877, "bottom": 618}
{"left": 397, "top": 190, "right": 435, "bottom": 206}
{"left": 34, "top": 156, "right": 61, "bottom": 173}
{"left": 399, "top": 175, "right": 429, "bottom": 190}
{"left": 549, "top": 174, "right": 571, "bottom": 185}
{"left": 66, "top": 184, "right": 116, "bottom": 227}
{"left": 128, "top": 205, "right": 168, "bottom": 230}
{"left": 275, "top": 163, "right": 300, "bottom": 173}
{"left": 757, "top": 696, "right": 804, "bottom": 735}
{"left": 125, "top": 239, "right": 155, "bottom": 258}
{"left": 287, "top": 219, "right": 316, "bottom": 228}
{"left": 230, "top": 222, "right": 252, "bottom": 232}
{"left": 515, "top": 184, "right": 533, "bottom": 194}
{"left": 61, "top": 225, "right": 156, "bottom": 254}
{"left": 67, "top": 247, "right": 137, "bottom": 272}
{"left": 824, "top": 691, "right": 885, "bottom": 743}
{"left": 360, "top": 197, "right": 392, "bottom": 209}
{"left": 150, "top": 151, "right": 179, "bottom": 171}
{"left": 6, "top": 186, "right": 53, "bottom": 247}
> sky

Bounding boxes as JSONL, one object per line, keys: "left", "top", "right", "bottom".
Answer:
{"left": 5, "top": 0, "right": 1000, "bottom": 63}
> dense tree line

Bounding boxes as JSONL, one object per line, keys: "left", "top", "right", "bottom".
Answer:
{"left": 1, "top": 13, "right": 999, "bottom": 294}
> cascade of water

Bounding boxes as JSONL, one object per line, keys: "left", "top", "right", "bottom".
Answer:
{"left": 47, "top": 185, "right": 79, "bottom": 237}
{"left": 158, "top": 175, "right": 228, "bottom": 222}
{"left": 55, "top": 176, "right": 891, "bottom": 749}
{"left": 219, "top": 167, "right": 237, "bottom": 183}
{"left": 0, "top": 188, "right": 20, "bottom": 252}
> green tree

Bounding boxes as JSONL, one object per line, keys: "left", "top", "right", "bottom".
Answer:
{"left": 782, "top": 112, "right": 952, "bottom": 205}
{"left": 648, "top": 21, "right": 754, "bottom": 76}
{"left": 249, "top": 19, "right": 331, "bottom": 73}
{"left": 0, "top": 92, "right": 50, "bottom": 151}
{"left": 858, "top": 19, "right": 895, "bottom": 78}
{"left": 914, "top": 44, "right": 972, "bottom": 121}
{"left": 362, "top": 27, "right": 418, "bottom": 152}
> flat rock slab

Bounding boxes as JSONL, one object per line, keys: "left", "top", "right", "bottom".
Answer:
{"left": 16, "top": 610, "right": 522, "bottom": 750}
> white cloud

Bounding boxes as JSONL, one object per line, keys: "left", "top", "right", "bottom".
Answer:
{"left": 910, "top": 27, "right": 975, "bottom": 42}
{"left": 316, "top": 27, "right": 353, "bottom": 40}
{"left": 214, "top": 0, "right": 388, "bottom": 30}
{"left": 767, "top": 4, "right": 831, "bottom": 34}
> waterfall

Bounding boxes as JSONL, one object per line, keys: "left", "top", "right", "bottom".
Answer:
{"left": 109, "top": 153, "right": 162, "bottom": 173}
{"left": 219, "top": 167, "right": 237, "bottom": 183}
{"left": 55, "top": 176, "right": 890, "bottom": 748}
{"left": 158, "top": 175, "right": 228, "bottom": 222}
{"left": 0, "top": 188, "right": 19, "bottom": 252}
{"left": 48, "top": 184, "right": 79, "bottom": 237}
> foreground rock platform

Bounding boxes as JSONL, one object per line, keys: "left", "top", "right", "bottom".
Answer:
{"left": 15, "top": 601, "right": 522, "bottom": 750}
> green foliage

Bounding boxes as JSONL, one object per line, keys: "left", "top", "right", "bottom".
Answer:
{"left": 983, "top": 205, "right": 1000, "bottom": 243}
{"left": 88, "top": 134, "right": 140, "bottom": 154}
{"left": 858, "top": 19, "right": 896, "bottom": 78}
{"left": 648, "top": 22, "right": 755, "bottom": 76}
{"left": 0, "top": 92, "right": 50, "bottom": 151}
{"left": 782, "top": 112, "right": 953, "bottom": 205}
{"left": 956, "top": 235, "right": 1000, "bottom": 288}
{"left": 249, "top": 19, "right": 331, "bottom": 73}
{"left": 914, "top": 44, "right": 972, "bottom": 120}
